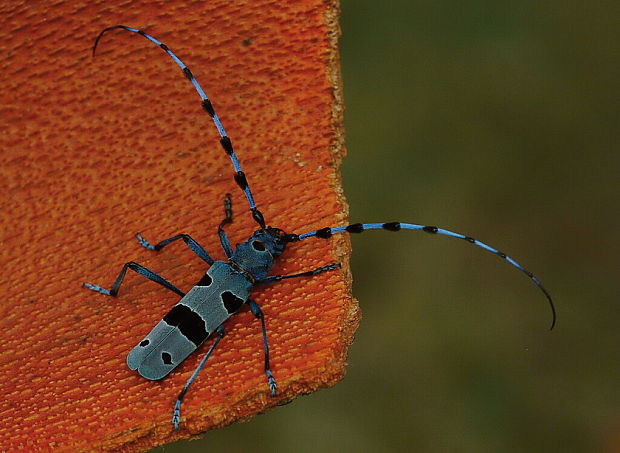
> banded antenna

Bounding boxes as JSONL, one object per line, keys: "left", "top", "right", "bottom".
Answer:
{"left": 292, "top": 222, "right": 556, "bottom": 330}
{"left": 93, "top": 25, "right": 267, "bottom": 229}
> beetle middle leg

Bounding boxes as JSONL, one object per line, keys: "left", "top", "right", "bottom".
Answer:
{"left": 83, "top": 261, "right": 185, "bottom": 297}
{"left": 247, "top": 299, "right": 277, "bottom": 396}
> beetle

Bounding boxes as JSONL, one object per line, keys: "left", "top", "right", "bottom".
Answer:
{"left": 84, "top": 25, "right": 555, "bottom": 430}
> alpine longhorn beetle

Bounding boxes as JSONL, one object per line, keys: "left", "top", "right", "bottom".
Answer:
{"left": 84, "top": 25, "right": 556, "bottom": 430}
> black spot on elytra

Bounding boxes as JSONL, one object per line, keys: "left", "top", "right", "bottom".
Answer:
{"left": 163, "top": 304, "right": 209, "bottom": 346}
{"left": 161, "top": 352, "right": 172, "bottom": 365}
{"left": 197, "top": 273, "right": 212, "bottom": 286}
{"left": 221, "top": 291, "right": 244, "bottom": 314}
{"left": 140, "top": 339, "right": 149, "bottom": 347}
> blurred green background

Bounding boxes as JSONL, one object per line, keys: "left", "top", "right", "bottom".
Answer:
{"left": 160, "top": 1, "right": 619, "bottom": 452}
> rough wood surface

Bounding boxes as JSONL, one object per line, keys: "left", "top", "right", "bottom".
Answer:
{"left": 0, "top": 1, "right": 358, "bottom": 451}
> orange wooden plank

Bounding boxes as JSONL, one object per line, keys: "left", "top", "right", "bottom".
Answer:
{"left": 0, "top": 1, "right": 358, "bottom": 451}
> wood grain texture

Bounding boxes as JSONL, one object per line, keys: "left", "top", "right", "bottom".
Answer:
{"left": 0, "top": 1, "right": 358, "bottom": 451}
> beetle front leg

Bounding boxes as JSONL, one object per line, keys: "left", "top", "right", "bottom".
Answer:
{"left": 256, "top": 263, "right": 341, "bottom": 285}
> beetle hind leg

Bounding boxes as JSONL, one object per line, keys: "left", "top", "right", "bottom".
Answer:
{"left": 172, "top": 325, "right": 226, "bottom": 430}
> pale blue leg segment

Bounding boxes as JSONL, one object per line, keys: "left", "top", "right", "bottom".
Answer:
{"left": 256, "top": 263, "right": 341, "bottom": 285}
{"left": 136, "top": 233, "right": 214, "bottom": 265}
{"left": 247, "top": 299, "right": 277, "bottom": 396}
{"left": 172, "top": 325, "right": 226, "bottom": 430}
{"left": 83, "top": 261, "right": 185, "bottom": 298}
{"left": 218, "top": 193, "right": 233, "bottom": 258}
{"left": 294, "top": 222, "right": 556, "bottom": 329}
{"left": 93, "top": 26, "right": 266, "bottom": 229}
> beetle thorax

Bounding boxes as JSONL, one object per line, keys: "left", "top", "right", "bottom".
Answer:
{"left": 229, "top": 228, "right": 288, "bottom": 280}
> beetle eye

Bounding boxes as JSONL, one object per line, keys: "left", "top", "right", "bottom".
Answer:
{"left": 252, "top": 240, "right": 266, "bottom": 251}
